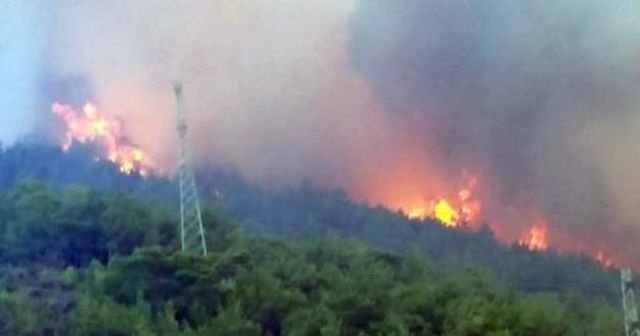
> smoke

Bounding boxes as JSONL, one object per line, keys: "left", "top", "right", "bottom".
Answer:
{"left": 34, "top": 0, "right": 403, "bottom": 188}
{"left": 0, "top": 0, "right": 426, "bottom": 216}
{"left": 3, "top": 1, "right": 640, "bottom": 263}
{"left": 30, "top": 0, "right": 450, "bottom": 207}
{"left": 350, "top": 0, "right": 640, "bottom": 260}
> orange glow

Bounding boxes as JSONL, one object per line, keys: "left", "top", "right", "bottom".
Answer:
{"left": 595, "top": 250, "right": 615, "bottom": 268}
{"left": 403, "top": 171, "right": 481, "bottom": 228}
{"left": 519, "top": 220, "right": 549, "bottom": 251}
{"left": 351, "top": 156, "right": 617, "bottom": 267}
{"left": 51, "top": 102, "right": 155, "bottom": 176}
{"left": 50, "top": 99, "right": 620, "bottom": 268}
{"left": 407, "top": 206, "right": 428, "bottom": 220}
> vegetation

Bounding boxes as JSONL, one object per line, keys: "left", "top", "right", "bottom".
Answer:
{"left": 0, "top": 144, "right": 619, "bottom": 299}
{"left": 0, "top": 143, "right": 626, "bottom": 334}
{"left": 0, "top": 179, "right": 624, "bottom": 335}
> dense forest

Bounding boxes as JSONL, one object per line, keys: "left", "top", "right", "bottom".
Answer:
{"left": 0, "top": 143, "right": 626, "bottom": 334}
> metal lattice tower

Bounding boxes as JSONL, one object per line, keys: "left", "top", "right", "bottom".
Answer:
{"left": 174, "top": 82, "right": 207, "bottom": 256}
{"left": 622, "top": 268, "right": 640, "bottom": 336}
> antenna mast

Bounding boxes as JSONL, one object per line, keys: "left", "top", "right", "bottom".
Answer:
{"left": 174, "top": 82, "right": 207, "bottom": 256}
{"left": 622, "top": 268, "right": 640, "bottom": 336}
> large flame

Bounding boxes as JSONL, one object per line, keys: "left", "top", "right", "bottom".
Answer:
{"left": 51, "top": 102, "right": 155, "bottom": 176}
{"left": 405, "top": 171, "right": 481, "bottom": 227}
{"left": 385, "top": 167, "right": 620, "bottom": 267}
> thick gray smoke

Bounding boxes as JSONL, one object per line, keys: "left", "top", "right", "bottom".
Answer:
{"left": 350, "top": 0, "right": 640, "bottom": 259}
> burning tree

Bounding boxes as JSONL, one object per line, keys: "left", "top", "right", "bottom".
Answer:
{"left": 51, "top": 102, "right": 155, "bottom": 176}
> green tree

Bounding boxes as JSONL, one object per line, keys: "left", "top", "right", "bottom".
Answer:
{"left": 0, "top": 290, "right": 40, "bottom": 336}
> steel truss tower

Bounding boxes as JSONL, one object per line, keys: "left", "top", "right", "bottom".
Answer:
{"left": 622, "top": 268, "right": 640, "bottom": 336}
{"left": 174, "top": 82, "right": 207, "bottom": 256}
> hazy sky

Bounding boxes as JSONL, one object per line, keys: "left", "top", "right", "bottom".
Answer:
{"left": 0, "top": 2, "right": 46, "bottom": 144}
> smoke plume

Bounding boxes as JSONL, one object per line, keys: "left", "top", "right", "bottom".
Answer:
{"left": 350, "top": 0, "right": 640, "bottom": 261}
{"left": 38, "top": 0, "right": 402, "bottom": 187}
{"left": 2, "top": 1, "right": 640, "bottom": 264}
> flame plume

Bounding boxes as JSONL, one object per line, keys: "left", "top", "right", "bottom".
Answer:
{"left": 51, "top": 102, "right": 155, "bottom": 176}
{"left": 406, "top": 171, "right": 481, "bottom": 227}
{"left": 519, "top": 220, "right": 549, "bottom": 251}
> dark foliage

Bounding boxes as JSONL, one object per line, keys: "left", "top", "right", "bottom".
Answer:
{"left": 0, "top": 143, "right": 626, "bottom": 334}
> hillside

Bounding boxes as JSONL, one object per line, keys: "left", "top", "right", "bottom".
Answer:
{"left": 0, "top": 143, "right": 620, "bottom": 298}
{"left": 0, "top": 178, "right": 623, "bottom": 334}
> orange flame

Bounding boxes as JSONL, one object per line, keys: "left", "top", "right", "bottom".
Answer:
{"left": 407, "top": 207, "right": 428, "bottom": 220}
{"left": 377, "top": 162, "right": 618, "bottom": 267}
{"left": 595, "top": 250, "right": 615, "bottom": 268}
{"left": 519, "top": 220, "right": 549, "bottom": 251}
{"left": 405, "top": 171, "right": 481, "bottom": 227}
{"left": 51, "top": 102, "right": 154, "bottom": 176}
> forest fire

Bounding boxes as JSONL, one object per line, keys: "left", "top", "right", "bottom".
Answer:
{"left": 394, "top": 170, "right": 624, "bottom": 268}
{"left": 47, "top": 99, "right": 624, "bottom": 269}
{"left": 405, "top": 172, "right": 481, "bottom": 228}
{"left": 51, "top": 102, "right": 155, "bottom": 176}
{"left": 518, "top": 220, "right": 549, "bottom": 251}
{"left": 401, "top": 177, "right": 620, "bottom": 267}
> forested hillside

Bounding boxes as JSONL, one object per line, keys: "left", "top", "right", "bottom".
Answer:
{"left": 0, "top": 143, "right": 625, "bottom": 334}
{"left": 0, "top": 180, "right": 623, "bottom": 335}
{"left": 0, "top": 144, "right": 620, "bottom": 296}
